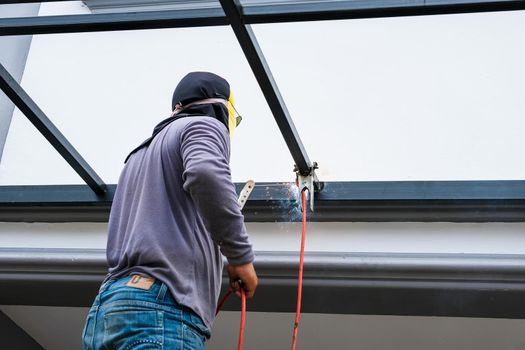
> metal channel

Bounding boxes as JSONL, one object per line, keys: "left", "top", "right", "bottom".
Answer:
{"left": 0, "top": 8, "right": 227, "bottom": 36}
{"left": 0, "top": 248, "right": 524, "bottom": 318}
{"left": 2, "top": 1, "right": 525, "bottom": 37}
{"left": 1, "top": 181, "right": 525, "bottom": 222}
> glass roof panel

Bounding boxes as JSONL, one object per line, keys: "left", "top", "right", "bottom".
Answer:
{"left": 0, "top": 24, "right": 294, "bottom": 185}
{"left": 1, "top": 3, "right": 524, "bottom": 186}
{"left": 253, "top": 11, "right": 525, "bottom": 181}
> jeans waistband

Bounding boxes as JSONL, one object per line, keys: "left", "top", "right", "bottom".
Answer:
{"left": 97, "top": 274, "right": 211, "bottom": 337}
{"left": 99, "top": 274, "right": 171, "bottom": 303}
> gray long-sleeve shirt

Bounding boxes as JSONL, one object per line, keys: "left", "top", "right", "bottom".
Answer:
{"left": 104, "top": 116, "right": 254, "bottom": 329}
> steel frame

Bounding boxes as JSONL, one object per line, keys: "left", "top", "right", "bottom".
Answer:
{"left": 0, "top": 310, "right": 45, "bottom": 350}
{"left": 219, "top": 0, "right": 313, "bottom": 176}
{"left": 0, "top": 0, "right": 523, "bottom": 207}
{"left": 2, "top": 181, "right": 525, "bottom": 222}
{"left": 1, "top": 1, "right": 525, "bottom": 35}
{"left": 0, "top": 8, "right": 227, "bottom": 36}
{"left": 0, "top": 63, "right": 106, "bottom": 194}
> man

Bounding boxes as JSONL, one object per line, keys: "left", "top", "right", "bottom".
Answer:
{"left": 82, "top": 72, "right": 258, "bottom": 350}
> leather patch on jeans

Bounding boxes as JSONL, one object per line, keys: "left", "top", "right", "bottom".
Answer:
{"left": 126, "top": 275, "right": 155, "bottom": 290}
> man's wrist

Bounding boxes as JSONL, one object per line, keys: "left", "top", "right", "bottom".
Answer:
{"left": 226, "top": 249, "right": 254, "bottom": 266}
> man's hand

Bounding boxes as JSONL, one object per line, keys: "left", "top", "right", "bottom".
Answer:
{"left": 227, "top": 262, "right": 258, "bottom": 299}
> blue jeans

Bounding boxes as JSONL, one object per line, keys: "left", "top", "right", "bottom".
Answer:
{"left": 82, "top": 275, "right": 211, "bottom": 350}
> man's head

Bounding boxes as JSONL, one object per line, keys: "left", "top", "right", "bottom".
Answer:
{"left": 172, "top": 72, "right": 241, "bottom": 137}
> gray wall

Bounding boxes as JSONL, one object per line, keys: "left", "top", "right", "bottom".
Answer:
{"left": 0, "top": 311, "right": 44, "bottom": 350}
{"left": 0, "top": 3, "right": 40, "bottom": 161}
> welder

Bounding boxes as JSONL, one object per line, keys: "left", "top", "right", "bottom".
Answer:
{"left": 81, "top": 71, "right": 258, "bottom": 350}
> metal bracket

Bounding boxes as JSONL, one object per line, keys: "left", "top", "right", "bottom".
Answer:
{"left": 295, "top": 162, "right": 322, "bottom": 212}
{"left": 238, "top": 180, "right": 255, "bottom": 210}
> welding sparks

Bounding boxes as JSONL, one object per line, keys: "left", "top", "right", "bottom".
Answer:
{"left": 283, "top": 182, "right": 303, "bottom": 222}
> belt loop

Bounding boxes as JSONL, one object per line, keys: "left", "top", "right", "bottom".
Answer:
{"left": 99, "top": 278, "right": 114, "bottom": 293}
{"left": 156, "top": 282, "right": 168, "bottom": 302}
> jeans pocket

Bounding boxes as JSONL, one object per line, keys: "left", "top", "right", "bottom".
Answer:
{"left": 103, "top": 309, "right": 163, "bottom": 350}
{"left": 188, "top": 313, "right": 210, "bottom": 339}
{"left": 82, "top": 307, "right": 97, "bottom": 350}
{"left": 182, "top": 323, "right": 206, "bottom": 350}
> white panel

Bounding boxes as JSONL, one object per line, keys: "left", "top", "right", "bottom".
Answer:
{"left": 1, "top": 222, "right": 525, "bottom": 254}
{"left": 248, "top": 222, "right": 525, "bottom": 254}
{"left": 0, "top": 222, "right": 107, "bottom": 249}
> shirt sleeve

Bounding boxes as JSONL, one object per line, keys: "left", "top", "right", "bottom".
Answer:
{"left": 180, "top": 118, "right": 254, "bottom": 265}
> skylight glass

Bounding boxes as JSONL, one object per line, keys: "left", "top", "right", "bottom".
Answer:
{"left": 253, "top": 11, "right": 525, "bottom": 181}
{"left": 0, "top": 2, "right": 524, "bottom": 186}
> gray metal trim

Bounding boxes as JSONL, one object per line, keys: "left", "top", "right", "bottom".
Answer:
{"left": 2, "top": 181, "right": 525, "bottom": 222}
{"left": 2, "top": 248, "right": 524, "bottom": 281}
{"left": 2, "top": 1, "right": 525, "bottom": 36}
{"left": 0, "top": 7, "right": 228, "bottom": 36}
{"left": 0, "top": 311, "right": 45, "bottom": 350}
{"left": 1, "top": 247, "right": 525, "bottom": 318}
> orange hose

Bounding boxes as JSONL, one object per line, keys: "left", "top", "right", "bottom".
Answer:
{"left": 216, "top": 285, "right": 247, "bottom": 350}
{"left": 291, "top": 189, "right": 307, "bottom": 350}
{"left": 238, "top": 288, "right": 246, "bottom": 350}
{"left": 216, "top": 290, "right": 232, "bottom": 316}
{"left": 217, "top": 187, "right": 308, "bottom": 350}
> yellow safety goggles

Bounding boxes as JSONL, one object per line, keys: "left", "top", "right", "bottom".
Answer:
{"left": 227, "top": 91, "right": 242, "bottom": 138}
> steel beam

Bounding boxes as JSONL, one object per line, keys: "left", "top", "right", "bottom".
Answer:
{"left": 0, "top": 8, "right": 227, "bottom": 36}
{"left": 0, "top": 311, "right": 45, "bottom": 350}
{"left": 2, "top": 1, "right": 525, "bottom": 37}
{"left": 0, "top": 247, "right": 525, "bottom": 318}
{"left": 0, "top": 0, "right": 69, "bottom": 2}
{"left": 0, "top": 63, "right": 106, "bottom": 194}
{"left": 243, "top": 0, "right": 525, "bottom": 23}
{"left": 220, "top": 0, "right": 312, "bottom": 175}
{"left": 1, "top": 181, "right": 525, "bottom": 222}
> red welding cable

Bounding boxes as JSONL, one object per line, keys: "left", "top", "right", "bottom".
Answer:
{"left": 215, "top": 285, "right": 247, "bottom": 350}
{"left": 291, "top": 189, "right": 307, "bottom": 350}
{"left": 217, "top": 189, "right": 307, "bottom": 350}
{"left": 216, "top": 290, "right": 232, "bottom": 316}
{"left": 238, "top": 288, "right": 246, "bottom": 350}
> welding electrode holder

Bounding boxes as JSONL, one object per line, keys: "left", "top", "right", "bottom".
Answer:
{"left": 231, "top": 279, "right": 244, "bottom": 295}
{"left": 294, "top": 162, "right": 322, "bottom": 212}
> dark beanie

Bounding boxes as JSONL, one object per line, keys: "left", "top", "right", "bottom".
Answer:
{"left": 172, "top": 71, "right": 230, "bottom": 111}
